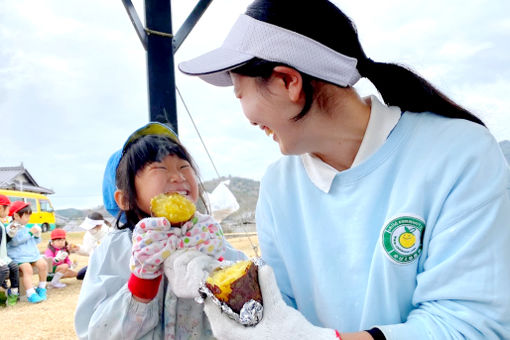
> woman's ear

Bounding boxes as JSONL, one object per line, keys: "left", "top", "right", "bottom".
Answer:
{"left": 272, "top": 66, "right": 305, "bottom": 103}
{"left": 114, "top": 189, "right": 129, "bottom": 211}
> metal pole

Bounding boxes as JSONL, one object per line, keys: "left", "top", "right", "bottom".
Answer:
{"left": 145, "top": 0, "right": 178, "bottom": 132}
{"left": 173, "top": 0, "right": 213, "bottom": 53}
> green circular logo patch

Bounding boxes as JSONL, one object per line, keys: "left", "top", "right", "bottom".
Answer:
{"left": 382, "top": 215, "right": 425, "bottom": 264}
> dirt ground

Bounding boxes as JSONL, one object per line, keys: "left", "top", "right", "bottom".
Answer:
{"left": 2, "top": 230, "right": 259, "bottom": 340}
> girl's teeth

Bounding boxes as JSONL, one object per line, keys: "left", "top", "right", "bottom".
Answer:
{"left": 169, "top": 191, "right": 187, "bottom": 196}
{"left": 264, "top": 127, "right": 273, "bottom": 136}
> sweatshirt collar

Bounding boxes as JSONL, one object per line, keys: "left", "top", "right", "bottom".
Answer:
{"left": 301, "top": 96, "right": 401, "bottom": 193}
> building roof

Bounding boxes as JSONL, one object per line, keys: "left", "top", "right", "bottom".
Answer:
{"left": 0, "top": 163, "right": 54, "bottom": 194}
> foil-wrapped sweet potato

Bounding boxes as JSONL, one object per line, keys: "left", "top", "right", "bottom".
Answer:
{"left": 205, "top": 260, "right": 262, "bottom": 313}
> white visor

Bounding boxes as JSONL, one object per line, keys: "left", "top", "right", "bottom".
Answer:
{"left": 179, "top": 14, "right": 361, "bottom": 87}
{"left": 79, "top": 217, "right": 105, "bottom": 231}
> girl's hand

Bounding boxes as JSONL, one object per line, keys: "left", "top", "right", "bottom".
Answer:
{"left": 30, "top": 225, "right": 42, "bottom": 238}
{"left": 55, "top": 250, "right": 68, "bottom": 262}
{"left": 130, "top": 217, "right": 179, "bottom": 279}
{"left": 6, "top": 223, "right": 20, "bottom": 237}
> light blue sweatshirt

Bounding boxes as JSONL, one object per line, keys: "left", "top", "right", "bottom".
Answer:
{"left": 257, "top": 111, "right": 510, "bottom": 339}
{"left": 75, "top": 228, "right": 247, "bottom": 340}
{"left": 6, "top": 225, "right": 41, "bottom": 263}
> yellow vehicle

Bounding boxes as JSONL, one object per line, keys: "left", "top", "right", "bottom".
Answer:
{"left": 0, "top": 189, "right": 56, "bottom": 232}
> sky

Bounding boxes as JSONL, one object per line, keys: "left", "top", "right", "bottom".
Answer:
{"left": 1, "top": 0, "right": 509, "bottom": 210}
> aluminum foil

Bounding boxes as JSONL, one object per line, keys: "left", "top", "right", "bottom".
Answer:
{"left": 196, "top": 257, "right": 265, "bottom": 326}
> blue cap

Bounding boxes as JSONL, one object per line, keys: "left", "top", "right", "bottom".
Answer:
{"left": 102, "top": 122, "right": 178, "bottom": 220}
{"left": 102, "top": 149, "right": 123, "bottom": 219}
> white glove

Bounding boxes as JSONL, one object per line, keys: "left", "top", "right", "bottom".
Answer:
{"left": 6, "top": 222, "right": 21, "bottom": 238}
{"left": 164, "top": 249, "right": 220, "bottom": 299}
{"left": 55, "top": 250, "right": 68, "bottom": 262}
{"left": 204, "top": 265, "right": 338, "bottom": 340}
{"left": 31, "top": 225, "right": 42, "bottom": 238}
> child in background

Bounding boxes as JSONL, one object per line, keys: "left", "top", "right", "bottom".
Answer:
{"left": 0, "top": 195, "right": 10, "bottom": 226}
{"left": 6, "top": 201, "right": 48, "bottom": 304}
{"left": 44, "top": 228, "right": 77, "bottom": 288}
{"left": 0, "top": 195, "right": 20, "bottom": 306}
{"left": 75, "top": 122, "right": 246, "bottom": 339}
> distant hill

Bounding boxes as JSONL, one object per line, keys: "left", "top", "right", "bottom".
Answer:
{"left": 500, "top": 140, "right": 510, "bottom": 164}
{"left": 55, "top": 208, "right": 86, "bottom": 220}
{"left": 55, "top": 206, "right": 114, "bottom": 227}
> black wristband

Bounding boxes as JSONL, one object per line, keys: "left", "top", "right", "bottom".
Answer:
{"left": 365, "top": 327, "right": 386, "bottom": 340}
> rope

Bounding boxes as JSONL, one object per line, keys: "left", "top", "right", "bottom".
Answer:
{"left": 176, "top": 86, "right": 221, "bottom": 178}
{"left": 144, "top": 28, "right": 173, "bottom": 38}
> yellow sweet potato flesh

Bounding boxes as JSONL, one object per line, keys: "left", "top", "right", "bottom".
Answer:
{"left": 150, "top": 193, "right": 196, "bottom": 224}
{"left": 205, "top": 260, "right": 262, "bottom": 313}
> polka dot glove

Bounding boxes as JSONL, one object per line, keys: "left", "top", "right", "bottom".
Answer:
{"left": 130, "top": 213, "right": 226, "bottom": 279}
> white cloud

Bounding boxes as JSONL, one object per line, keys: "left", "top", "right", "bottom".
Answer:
{"left": 438, "top": 41, "right": 493, "bottom": 58}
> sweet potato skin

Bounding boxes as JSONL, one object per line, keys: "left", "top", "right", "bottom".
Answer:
{"left": 206, "top": 262, "right": 262, "bottom": 313}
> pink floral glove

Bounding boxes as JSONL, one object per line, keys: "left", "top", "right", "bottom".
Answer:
{"left": 130, "top": 217, "right": 178, "bottom": 279}
{"left": 130, "top": 213, "right": 226, "bottom": 280}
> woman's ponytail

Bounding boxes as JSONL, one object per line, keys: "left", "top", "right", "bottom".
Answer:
{"left": 358, "top": 58, "right": 485, "bottom": 126}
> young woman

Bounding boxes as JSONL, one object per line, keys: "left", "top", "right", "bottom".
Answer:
{"left": 178, "top": 0, "right": 510, "bottom": 339}
{"left": 70, "top": 212, "right": 112, "bottom": 280}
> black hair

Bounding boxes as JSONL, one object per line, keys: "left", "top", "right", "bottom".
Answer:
{"left": 115, "top": 134, "right": 208, "bottom": 230}
{"left": 16, "top": 205, "right": 32, "bottom": 217}
{"left": 87, "top": 212, "right": 104, "bottom": 220}
{"left": 233, "top": 0, "right": 484, "bottom": 126}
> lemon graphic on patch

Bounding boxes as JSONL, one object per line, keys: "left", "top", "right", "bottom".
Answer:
{"left": 399, "top": 227, "right": 416, "bottom": 248}
{"left": 382, "top": 215, "right": 425, "bottom": 265}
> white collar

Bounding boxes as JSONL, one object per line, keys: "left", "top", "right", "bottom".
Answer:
{"left": 301, "top": 96, "right": 401, "bottom": 193}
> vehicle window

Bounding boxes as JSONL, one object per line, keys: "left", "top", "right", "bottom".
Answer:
{"left": 7, "top": 196, "right": 23, "bottom": 203}
{"left": 26, "top": 198, "right": 37, "bottom": 211}
{"left": 39, "top": 199, "right": 53, "bottom": 212}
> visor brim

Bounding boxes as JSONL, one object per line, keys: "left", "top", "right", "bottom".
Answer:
{"left": 178, "top": 47, "right": 254, "bottom": 86}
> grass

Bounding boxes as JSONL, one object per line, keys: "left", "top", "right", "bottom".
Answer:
{"left": 2, "top": 230, "right": 259, "bottom": 339}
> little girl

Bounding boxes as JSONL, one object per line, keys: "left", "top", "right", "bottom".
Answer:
{"left": 44, "top": 228, "right": 77, "bottom": 288}
{"left": 75, "top": 122, "right": 246, "bottom": 339}
{"left": 6, "top": 201, "right": 48, "bottom": 304}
